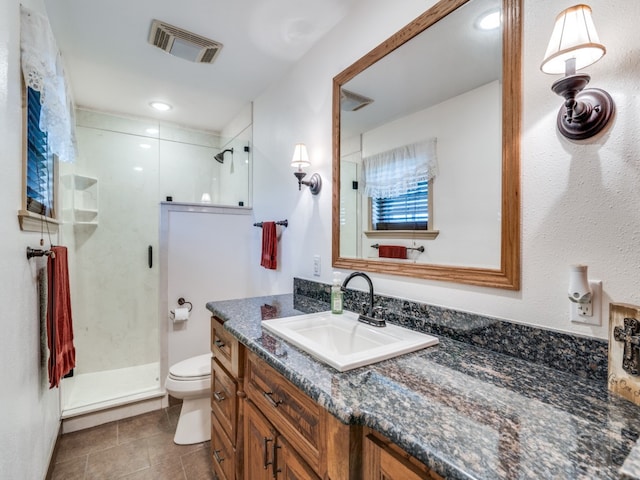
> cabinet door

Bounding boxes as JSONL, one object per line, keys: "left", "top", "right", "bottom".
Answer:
{"left": 245, "top": 352, "right": 325, "bottom": 475}
{"left": 245, "top": 400, "right": 277, "bottom": 480}
{"left": 363, "top": 432, "right": 444, "bottom": 480}
{"left": 276, "top": 436, "right": 321, "bottom": 480}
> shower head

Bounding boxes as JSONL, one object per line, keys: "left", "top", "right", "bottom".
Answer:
{"left": 214, "top": 148, "right": 234, "bottom": 164}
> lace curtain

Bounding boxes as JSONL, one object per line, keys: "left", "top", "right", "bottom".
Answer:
{"left": 362, "top": 139, "right": 437, "bottom": 199}
{"left": 20, "top": 5, "right": 76, "bottom": 163}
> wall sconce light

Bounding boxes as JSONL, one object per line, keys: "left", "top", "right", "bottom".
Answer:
{"left": 291, "top": 143, "right": 321, "bottom": 195}
{"left": 568, "top": 264, "right": 602, "bottom": 325}
{"left": 540, "top": 4, "right": 614, "bottom": 140}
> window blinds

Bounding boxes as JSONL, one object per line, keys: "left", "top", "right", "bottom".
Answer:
{"left": 26, "top": 87, "right": 52, "bottom": 215}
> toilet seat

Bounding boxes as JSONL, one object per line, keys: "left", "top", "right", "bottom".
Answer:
{"left": 168, "top": 353, "right": 211, "bottom": 380}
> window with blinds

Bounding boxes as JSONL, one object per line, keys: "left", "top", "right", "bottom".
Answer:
{"left": 26, "top": 87, "right": 53, "bottom": 217}
{"left": 372, "top": 181, "right": 428, "bottom": 230}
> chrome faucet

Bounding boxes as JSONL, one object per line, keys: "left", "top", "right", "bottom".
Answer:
{"left": 341, "top": 272, "right": 386, "bottom": 327}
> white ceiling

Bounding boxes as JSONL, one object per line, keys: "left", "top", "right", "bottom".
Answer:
{"left": 43, "top": 0, "right": 356, "bottom": 133}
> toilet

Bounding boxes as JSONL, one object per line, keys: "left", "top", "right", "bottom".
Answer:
{"left": 165, "top": 353, "right": 212, "bottom": 445}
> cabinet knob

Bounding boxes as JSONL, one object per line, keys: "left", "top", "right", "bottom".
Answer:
{"left": 213, "top": 391, "right": 226, "bottom": 402}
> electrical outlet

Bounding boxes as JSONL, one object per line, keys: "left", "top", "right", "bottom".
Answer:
{"left": 570, "top": 280, "right": 602, "bottom": 326}
{"left": 313, "top": 255, "right": 321, "bottom": 276}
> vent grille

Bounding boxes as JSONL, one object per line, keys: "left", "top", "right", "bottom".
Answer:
{"left": 341, "top": 89, "right": 374, "bottom": 112}
{"left": 148, "top": 19, "right": 223, "bottom": 64}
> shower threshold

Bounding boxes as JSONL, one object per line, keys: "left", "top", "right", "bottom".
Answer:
{"left": 61, "top": 362, "right": 164, "bottom": 419}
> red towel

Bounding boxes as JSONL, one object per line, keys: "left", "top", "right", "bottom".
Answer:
{"left": 260, "top": 222, "right": 278, "bottom": 270}
{"left": 47, "top": 246, "right": 76, "bottom": 388}
{"left": 378, "top": 245, "right": 407, "bottom": 259}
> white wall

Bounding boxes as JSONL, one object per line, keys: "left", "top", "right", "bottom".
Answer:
{"left": 0, "top": 1, "right": 63, "bottom": 478}
{"left": 163, "top": 205, "right": 258, "bottom": 369}
{"left": 251, "top": 0, "right": 640, "bottom": 340}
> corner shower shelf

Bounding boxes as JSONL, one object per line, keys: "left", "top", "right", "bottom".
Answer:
{"left": 72, "top": 175, "right": 98, "bottom": 226}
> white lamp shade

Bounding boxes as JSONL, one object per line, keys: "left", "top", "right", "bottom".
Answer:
{"left": 541, "top": 4, "right": 605, "bottom": 75}
{"left": 291, "top": 143, "right": 310, "bottom": 168}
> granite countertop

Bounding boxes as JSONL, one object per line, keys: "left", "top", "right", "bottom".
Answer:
{"left": 207, "top": 294, "right": 640, "bottom": 480}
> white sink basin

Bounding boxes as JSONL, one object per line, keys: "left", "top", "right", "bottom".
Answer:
{"left": 261, "top": 310, "right": 439, "bottom": 372}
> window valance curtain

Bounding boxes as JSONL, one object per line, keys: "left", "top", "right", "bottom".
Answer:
{"left": 362, "top": 139, "right": 437, "bottom": 199}
{"left": 20, "top": 5, "right": 76, "bottom": 163}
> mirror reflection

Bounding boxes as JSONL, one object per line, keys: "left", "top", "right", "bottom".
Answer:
{"left": 333, "top": 0, "right": 521, "bottom": 289}
{"left": 340, "top": 0, "right": 501, "bottom": 267}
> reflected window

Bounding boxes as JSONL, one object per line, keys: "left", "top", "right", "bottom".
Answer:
{"left": 372, "top": 181, "right": 429, "bottom": 230}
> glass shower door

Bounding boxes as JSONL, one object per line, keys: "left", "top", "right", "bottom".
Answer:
{"left": 61, "top": 114, "right": 161, "bottom": 416}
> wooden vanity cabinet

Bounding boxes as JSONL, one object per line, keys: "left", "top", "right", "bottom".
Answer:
{"left": 244, "top": 351, "right": 326, "bottom": 477}
{"left": 211, "top": 320, "right": 443, "bottom": 480}
{"left": 210, "top": 316, "right": 245, "bottom": 480}
{"left": 363, "top": 428, "right": 444, "bottom": 480}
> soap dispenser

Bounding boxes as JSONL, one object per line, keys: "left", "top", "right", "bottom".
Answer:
{"left": 331, "top": 272, "right": 343, "bottom": 314}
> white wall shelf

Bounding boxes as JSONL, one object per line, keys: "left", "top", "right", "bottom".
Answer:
{"left": 71, "top": 175, "right": 98, "bottom": 225}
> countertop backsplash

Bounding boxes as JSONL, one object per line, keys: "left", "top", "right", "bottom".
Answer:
{"left": 293, "top": 277, "right": 608, "bottom": 383}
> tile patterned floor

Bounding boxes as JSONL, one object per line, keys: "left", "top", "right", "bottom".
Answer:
{"left": 52, "top": 406, "right": 214, "bottom": 480}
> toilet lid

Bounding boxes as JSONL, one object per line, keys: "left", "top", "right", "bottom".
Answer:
{"left": 169, "top": 353, "right": 212, "bottom": 379}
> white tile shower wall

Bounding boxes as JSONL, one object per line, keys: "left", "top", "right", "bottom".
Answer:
{"left": 159, "top": 137, "right": 223, "bottom": 204}
{"left": 72, "top": 124, "right": 160, "bottom": 374}
{"left": 164, "top": 205, "right": 258, "bottom": 368}
{"left": 251, "top": 0, "right": 640, "bottom": 339}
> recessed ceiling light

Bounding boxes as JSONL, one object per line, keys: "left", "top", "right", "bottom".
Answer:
{"left": 477, "top": 9, "right": 501, "bottom": 30}
{"left": 133, "top": 167, "right": 144, "bottom": 172}
{"left": 146, "top": 127, "right": 159, "bottom": 134}
{"left": 149, "top": 101, "right": 172, "bottom": 111}
{"left": 139, "top": 143, "right": 151, "bottom": 149}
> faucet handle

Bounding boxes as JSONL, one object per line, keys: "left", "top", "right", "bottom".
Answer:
{"left": 360, "top": 302, "right": 369, "bottom": 315}
{"left": 373, "top": 305, "right": 385, "bottom": 318}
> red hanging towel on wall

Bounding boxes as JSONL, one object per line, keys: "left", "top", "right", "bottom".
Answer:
{"left": 260, "top": 222, "right": 278, "bottom": 270}
{"left": 47, "top": 246, "right": 76, "bottom": 388}
{"left": 378, "top": 245, "right": 408, "bottom": 259}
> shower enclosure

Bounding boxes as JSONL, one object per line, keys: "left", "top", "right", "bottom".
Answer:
{"left": 59, "top": 109, "right": 250, "bottom": 417}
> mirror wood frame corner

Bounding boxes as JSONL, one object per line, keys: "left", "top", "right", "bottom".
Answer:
{"left": 332, "top": 0, "right": 521, "bottom": 290}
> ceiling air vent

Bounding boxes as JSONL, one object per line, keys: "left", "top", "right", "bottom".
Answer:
{"left": 148, "top": 19, "right": 223, "bottom": 64}
{"left": 340, "top": 89, "right": 374, "bottom": 112}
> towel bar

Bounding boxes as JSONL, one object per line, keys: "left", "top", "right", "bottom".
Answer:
{"left": 371, "top": 244, "right": 424, "bottom": 253}
{"left": 26, "top": 247, "right": 54, "bottom": 259}
{"left": 254, "top": 220, "right": 288, "bottom": 228}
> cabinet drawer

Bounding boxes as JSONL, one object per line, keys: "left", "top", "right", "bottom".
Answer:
{"left": 211, "top": 358, "right": 238, "bottom": 446}
{"left": 363, "top": 429, "right": 444, "bottom": 480}
{"left": 211, "top": 316, "right": 243, "bottom": 377}
{"left": 245, "top": 351, "right": 326, "bottom": 476}
{"left": 211, "top": 414, "right": 235, "bottom": 480}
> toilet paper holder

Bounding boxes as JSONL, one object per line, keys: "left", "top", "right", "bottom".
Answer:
{"left": 170, "top": 297, "right": 193, "bottom": 321}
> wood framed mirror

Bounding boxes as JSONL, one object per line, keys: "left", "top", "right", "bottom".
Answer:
{"left": 332, "top": 0, "right": 521, "bottom": 289}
